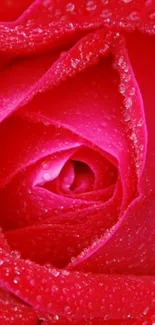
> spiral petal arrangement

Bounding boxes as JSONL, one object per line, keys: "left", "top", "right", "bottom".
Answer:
{"left": 0, "top": 1, "right": 155, "bottom": 324}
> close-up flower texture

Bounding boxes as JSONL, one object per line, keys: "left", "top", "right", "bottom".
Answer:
{"left": 0, "top": 0, "right": 155, "bottom": 324}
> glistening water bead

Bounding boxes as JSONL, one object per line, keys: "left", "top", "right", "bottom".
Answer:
{"left": 124, "top": 97, "right": 133, "bottom": 109}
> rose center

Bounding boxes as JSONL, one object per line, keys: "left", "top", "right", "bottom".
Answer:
{"left": 44, "top": 159, "right": 95, "bottom": 194}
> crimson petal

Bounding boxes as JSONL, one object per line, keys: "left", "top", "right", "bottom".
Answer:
{"left": 0, "top": 286, "right": 38, "bottom": 325}
{"left": 0, "top": 253, "right": 155, "bottom": 322}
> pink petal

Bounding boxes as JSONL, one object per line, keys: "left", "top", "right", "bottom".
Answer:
{"left": 55, "top": 160, "right": 75, "bottom": 193}
{"left": 0, "top": 116, "right": 81, "bottom": 187}
{"left": 0, "top": 3, "right": 154, "bottom": 324}
{"left": 0, "top": 145, "right": 117, "bottom": 231}
{"left": 19, "top": 30, "right": 145, "bottom": 210}
{"left": 68, "top": 32, "right": 155, "bottom": 275}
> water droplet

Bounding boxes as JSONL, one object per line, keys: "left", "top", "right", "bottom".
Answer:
{"left": 45, "top": 263, "right": 52, "bottom": 269}
{"left": 130, "top": 87, "right": 135, "bottom": 95}
{"left": 86, "top": 0, "right": 97, "bottom": 11}
{"left": 128, "top": 11, "right": 140, "bottom": 21}
{"left": 124, "top": 66, "right": 129, "bottom": 72}
{"left": 11, "top": 250, "right": 21, "bottom": 258}
{"left": 130, "top": 132, "right": 137, "bottom": 143}
{"left": 124, "top": 97, "right": 132, "bottom": 109}
{"left": 12, "top": 306, "right": 18, "bottom": 311}
{"left": 118, "top": 56, "right": 124, "bottom": 66}
{"left": 20, "top": 31, "right": 27, "bottom": 37}
{"left": 143, "top": 307, "right": 150, "bottom": 315}
{"left": 0, "top": 259, "right": 4, "bottom": 266}
{"left": 67, "top": 22, "right": 74, "bottom": 29}
{"left": 33, "top": 27, "right": 43, "bottom": 34}
{"left": 71, "top": 256, "right": 76, "bottom": 263}
{"left": 101, "top": 9, "right": 112, "bottom": 18}
{"left": 124, "top": 113, "right": 130, "bottom": 122}
{"left": 66, "top": 2, "right": 75, "bottom": 12}
{"left": 61, "top": 270, "right": 70, "bottom": 276}
{"left": 122, "top": 61, "right": 127, "bottom": 70}
{"left": 5, "top": 268, "right": 10, "bottom": 276}
{"left": 137, "top": 119, "right": 144, "bottom": 127}
{"left": 53, "top": 315, "right": 59, "bottom": 321}
{"left": 71, "top": 58, "right": 80, "bottom": 68}
{"left": 122, "top": 0, "right": 132, "bottom": 2}
{"left": 51, "top": 268, "right": 60, "bottom": 277}
{"left": 13, "top": 277, "right": 19, "bottom": 284}
{"left": 64, "top": 306, "right": 71, "bottom": 314}
{"left": 140, "top": 145, "right": 144, "bottom": 151}
{"left": 52, "top": 285, "right": 59, "bottom": 292}
{"left": 125, "top": 74, "right": 131, "bottom": 82}
{"left": 62, "top": 287, "right": 68, "bottom": 294}
{"left": 119, "top": 83, "right": 125, "bottom": 94}
{"left": 42, "top": 162, "right": 49, "bottom": 169}
{"left": 43, "top": 172, "right": 51, "bottom": 181}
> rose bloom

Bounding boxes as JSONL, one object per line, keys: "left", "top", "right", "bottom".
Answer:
{"left": 0, "top": 0, "right": 155, "bottom": 324}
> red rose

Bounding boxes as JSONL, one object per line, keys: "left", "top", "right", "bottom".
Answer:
{"left": 0, "top": 1, "right": 155, "bottom": 324}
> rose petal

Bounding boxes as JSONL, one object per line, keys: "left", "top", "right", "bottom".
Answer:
{"left": 5, "top": 185, "right": 120, "bottom": 267}
{"left": 0, "top": 51, "right": 59, "bottom": 122}
{"left": 0, "top": 286, "right": 38, "bottom": 325}
{"left": 1, "top": 147, "right": 116, "bottom": 230}
{"left": 69, "top": 194, "right": 155, "bottom": 275}
{"left": 19, "top": 30, "right": 144, "bottom": 209}
{"left": 0, "top": 115, "right": 81, "bottom": 188}
{"left": 0, "top": 229, "right": 10, "bottom": 252}
{"left": 0, "top": 0, "right": 34, "bottom": 21}
{"left": 126, "top": 32, "right": 155, "bottom": 194}
{"left": 0, "top": 0, "right": 155, "bottom": 55}
{"left": 0, "top": 253, "right": 155, "bottom": 322}
{"left": 70, "top": 146, "right": 117, "bottom": 190}
{"left": 41, "top": 315, "right": 155, "bottom": 325}
{"left": 68, "top": 32, "right": 155, "bottom": 275}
